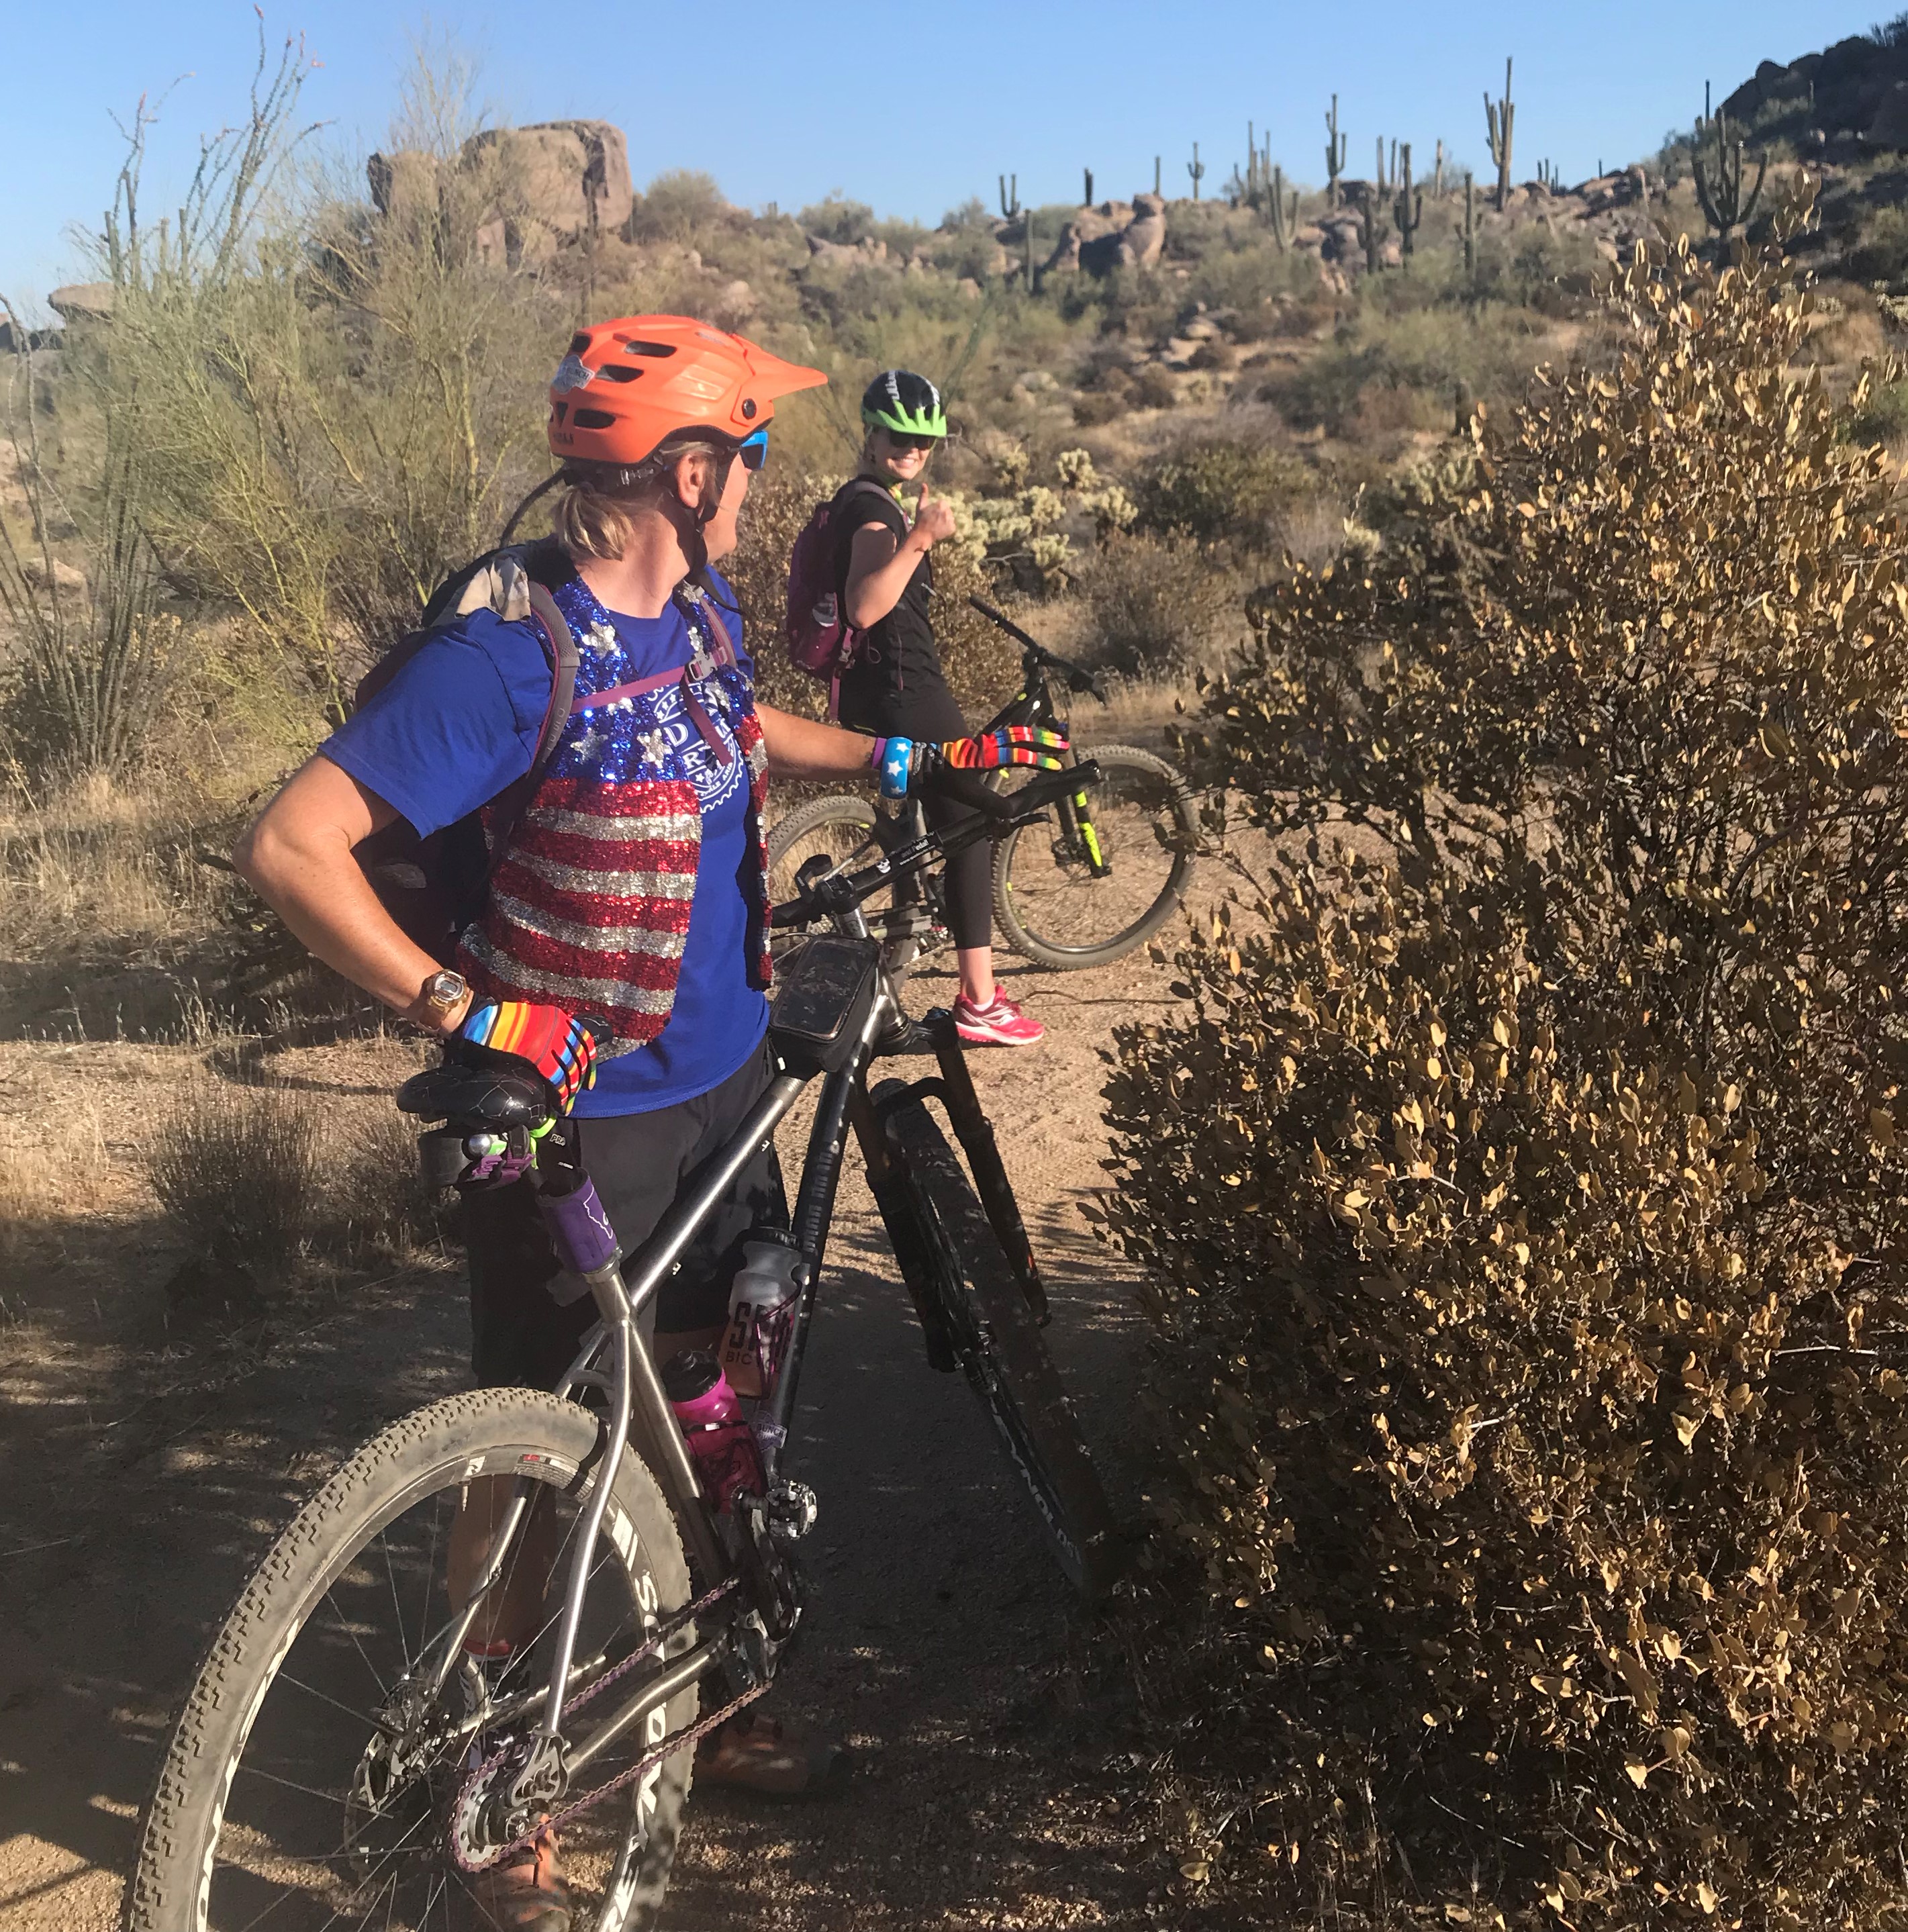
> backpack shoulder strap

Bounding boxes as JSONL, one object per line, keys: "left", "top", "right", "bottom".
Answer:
{"left": 677, "top": 579, "right": 741, "bottom": 671}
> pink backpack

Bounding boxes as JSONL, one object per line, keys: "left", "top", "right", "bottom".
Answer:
{"left": 783, "top": 479, "right": 897, "bottom": 711}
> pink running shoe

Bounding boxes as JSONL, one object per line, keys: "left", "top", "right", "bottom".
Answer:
{"left": 953, "top": 992, "right": 1045, "bottom": 1047}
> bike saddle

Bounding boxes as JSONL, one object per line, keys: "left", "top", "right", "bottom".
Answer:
{"left": 395, "top": 1061, "right": 549, "bottom": 1128}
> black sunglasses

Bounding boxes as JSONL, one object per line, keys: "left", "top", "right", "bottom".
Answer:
{"left": 884, "top": 430, "right": 939, "bottom": 453}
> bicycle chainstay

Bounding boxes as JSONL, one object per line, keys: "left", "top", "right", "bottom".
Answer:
{"left": 446, "top": 1574, "right": 758, "bottom": 1874}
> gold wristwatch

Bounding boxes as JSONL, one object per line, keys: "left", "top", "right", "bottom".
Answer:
{"left": 419, "top": 969, "right": 469, "bottom": 1028}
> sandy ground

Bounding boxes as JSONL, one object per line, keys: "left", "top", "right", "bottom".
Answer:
{"left": 0, "top": 908, "right": 1204, "bottom": 1928}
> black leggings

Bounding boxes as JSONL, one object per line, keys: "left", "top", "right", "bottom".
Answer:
{"left": 838, "top": 675, "right": 994, "bottom": 953}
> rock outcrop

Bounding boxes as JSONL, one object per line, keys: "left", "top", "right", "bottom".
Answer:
{"left": 1718, "top": 32, "right": 1908, "bottom": 144}
{"left": 1042, "top": 192, "right": 1167, "bottom": 277}
{"left": 367, "top": 119, "right": 634, "bottom": 256}
{"left": 46, "top": 283, "right": 115, "bottom": 324}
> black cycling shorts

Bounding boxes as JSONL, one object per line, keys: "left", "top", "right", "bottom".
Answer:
{"left": 461, "top": 1041, "right": 788, "bottom": 1390}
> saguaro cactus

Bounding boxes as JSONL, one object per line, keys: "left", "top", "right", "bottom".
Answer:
{"left": 1268, "top": 162, "right": 1299, "bottom": 252}
{"left": 1324, "top": 94, "right": 1347, "bottom": 208}
{"left": 1484, "top": 56, "right": 1515, "bottom": 212}
{"left": 999, "top": 173, "right": 1021, "bottom": 220}
{"left": 1154, "top": 154, "right": 1162, "bottom": 196}
{"left": 1083, "top": 166, "right": 1094, "bottom": 205}
{"left": 1395, "top": 142, "right": 1423, "bottom": 263}
{"left": 1692, "top": 108, "right": 1768, "bottom": 238}
{"left": 1188, "top": 142, "right": 1206, "bottom": 201}
{"left": 1433, "top": 137, "right": 1446, "bottom": 199}
{"left": 1360, "top": 191, "right": 1389, "bottom": 275}
{"left": 1463, "top": 169, "right": 1476, "bottom": 282}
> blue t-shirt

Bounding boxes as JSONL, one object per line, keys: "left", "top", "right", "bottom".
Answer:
{"left": 322, "top": 569, "right": 768, "bottom": 1117}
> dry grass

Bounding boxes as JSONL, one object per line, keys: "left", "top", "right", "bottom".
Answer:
{"left": 142, "top": 1081, "right": 320, "bottom": 1269}
{"left": 0, "top": 770, "right": 222, "bottom": 959}
{"left": 0, "top": 1094, "right": 115, "bottom": 1278}
{"left": 326, "top": 1103, "right": 455, "bottom": 1261}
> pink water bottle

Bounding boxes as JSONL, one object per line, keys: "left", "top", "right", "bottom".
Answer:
{"left": 661, "top": 1351, "right": 763, "bottom": 1512}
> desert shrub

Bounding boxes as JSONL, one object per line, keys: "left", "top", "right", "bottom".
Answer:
{"left": 724, "top": 469, "right": 1014, "bottom": 720}
{"left": 1850, "top": 206, "right": 1908, "bottom": 288}
{"left": 1135, "top": 437, "right": 1307, "bottom": 550}
{"left": 798, "top": 193, "right": 875, "bottom": 244}
{"left": 331, "top": 1105, "right": 453, "bottom": 1258}
{"left": 628, "top": 169, "right": 732, "bottom": 243}
{"left": 1080, "top": 532, "right": 1234, "bottom": 677}
{"left": 146, "top": 1083, "right": 319, "bottom": 1270}
{"left": 1128, "top": 364, "right": 1178, "bottom": 411}
{"left": 1106, "top": 197, "right": 1908, "bottom": 1925}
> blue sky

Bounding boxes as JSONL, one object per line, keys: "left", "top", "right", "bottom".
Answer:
{"left": 0, "top": 1, "right": 1876, "bottom": 313}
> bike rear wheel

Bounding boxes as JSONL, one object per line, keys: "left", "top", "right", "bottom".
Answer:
{"left": 126, "top": 1388, "right": 695, "bottom": 1932}
{"left": 992, "top": 744, "right": 1200, "bottom": 969}
{"left": 877, "top": 1084, "right": 1121, "bottom": 1601}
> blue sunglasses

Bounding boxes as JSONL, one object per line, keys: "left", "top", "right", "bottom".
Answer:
{"left": 737, "top": 428, "right": 769, "bottom": 472}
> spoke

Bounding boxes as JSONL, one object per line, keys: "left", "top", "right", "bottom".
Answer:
{"left": 277, "top": 1670, "right": 381, "bottom": 1728}
{"left": 320, "top": 1587, "right": 392, "bottom": 1703}
{"left": 380, "top": 1529, "right": 410, "bottom": 1670}
{"left": 232, "top": 1760, "right": 350, "bottom": 1808}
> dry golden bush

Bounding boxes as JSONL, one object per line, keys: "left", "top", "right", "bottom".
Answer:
{"left": 1105, "top": 187, "right": 1908, "bottom": 1925}
{"left": 144, "top": 1083, "right": 319, "bottom": 1271}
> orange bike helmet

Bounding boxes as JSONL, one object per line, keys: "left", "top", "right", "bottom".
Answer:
{"left": 547, "top": 315, "right": 826, "bottom": 473}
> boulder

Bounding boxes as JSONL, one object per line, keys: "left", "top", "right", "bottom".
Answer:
{"left": 47, "top": 283, "right": 114, "bottom": 324}
{"left": 1872, "top": 80, "right": 1908, "bottom": 148}
{"left": 803, "top": 233, "right": 889, "bottom": 270}
{"left": 23, "top": 554, "right": 85, "bottom": 595}
{"left": 1116, "top": 191, "right": 1167, "bottom": 269}
{"left": 461, "top": 119, "right": 632, "bottom": 238}
{"left": 367, "top": 148, "right": 441, "bottom": 221}
{"left": 0, "top": 320, "right": 59, "bottom": 354}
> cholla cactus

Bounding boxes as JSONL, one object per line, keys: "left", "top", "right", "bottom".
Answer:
{"left": 1056, "top": 447, "right": 1099, "bottom": 491}
{"left": 1082, "top": 484, "right": 1139, "bottom": 540}
{"left": 1021, "top": 485, "right": 1067, "bottom": 532}
{"left": 1028, "top": 531, "right": 1074, "bottom": 582}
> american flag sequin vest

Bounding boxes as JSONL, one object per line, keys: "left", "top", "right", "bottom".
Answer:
{"left": 455, "top": 575, "right": 772, "bottom": 1053}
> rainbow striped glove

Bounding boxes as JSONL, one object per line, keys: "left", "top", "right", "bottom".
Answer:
{"left": 457, "top": 1000, "right": 600, "bottom": 1113}
{"left": 871, "top": 725, "right": 1069, "bottom": 801}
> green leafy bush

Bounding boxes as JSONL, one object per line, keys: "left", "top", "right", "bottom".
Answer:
{"left": 1135, "top": 437, "right": 1307, "bottom": 550}
{"left": 1079, "top": 532, "right": 1235, "bottom": 677}
{"left": 1106, "top": 195, "right": 1908, "bottom": 1925}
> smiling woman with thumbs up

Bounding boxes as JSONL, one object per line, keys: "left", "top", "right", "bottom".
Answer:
{"left": 832, "top": 369, "right": 1045, "bottom": 1047}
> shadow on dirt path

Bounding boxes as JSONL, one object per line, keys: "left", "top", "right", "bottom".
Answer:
{"left": 0, "top": 944, "right": 1180, "bottom": 1929}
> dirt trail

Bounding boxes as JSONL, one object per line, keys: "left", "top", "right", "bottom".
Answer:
{"left": 0, "top": 937, "right": 1195, "bottom": 1929}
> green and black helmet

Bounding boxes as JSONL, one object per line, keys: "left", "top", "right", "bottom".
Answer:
{"left": 861, "top": 369, "right": 948, "bottom": 440}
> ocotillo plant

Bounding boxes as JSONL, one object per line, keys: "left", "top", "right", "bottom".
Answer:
{"left": 999, "top": 173, "right": 1021, "bottom": 220}
{"left": 1463, "top": 169, "right": 1476, "bottom": 283}
{"left": 1395, "top": 142, "right": 1423, "bottom": 263}
{"left": 1691, "top": 109, "right": 1767, "bottom": 238}
{"left": 1188, "top": 142, "right": 1205, "bottom": 201}
{"left": 1484, "top": 56, "right": 1515, "bottom": 212}
{"left": 1325, "top": 93, "right": 1347, "bottom": 207}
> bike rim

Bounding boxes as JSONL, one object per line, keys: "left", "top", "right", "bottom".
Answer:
{"left": 197, "top": 1460, "right": 661, "bottom": 1929}
{"left": 997, "top": 764, "right": 1191, "bottom": 957}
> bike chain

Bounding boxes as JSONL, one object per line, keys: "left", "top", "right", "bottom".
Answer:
{"left": 447, "top": 1574, "right": 755, "bottom": 1874}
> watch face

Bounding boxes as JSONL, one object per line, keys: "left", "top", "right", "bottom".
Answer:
{"left": 428, "top": 971, "right": 466, "bottom": 1010}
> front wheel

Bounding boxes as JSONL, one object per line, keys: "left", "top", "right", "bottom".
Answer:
{"left": 992, "top": 744, "right": 1200, "bottom": 970}
{"left": 877, "top": 1084, "right": 1122, "bottom": 1601}
{"left": 126, "top": 1388, "right": 695, "bottom": 1932}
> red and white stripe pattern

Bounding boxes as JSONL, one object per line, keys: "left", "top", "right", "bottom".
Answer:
{"left": 459, "top": 775, "right": 704, "bottom": 1043}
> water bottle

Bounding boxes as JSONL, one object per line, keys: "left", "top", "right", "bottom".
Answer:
{"left": 718, "top": 1230, "right": 806, "bottom": 1400}
{"left": 661, "top": 1351, "right": 763, "bottom": 1512}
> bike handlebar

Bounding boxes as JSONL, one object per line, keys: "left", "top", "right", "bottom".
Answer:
{"left": 966, "top": 595, "right": 1106, "bottom": 699}
{"left": 768, "top": 760, "right": 1103, "bottom": 930}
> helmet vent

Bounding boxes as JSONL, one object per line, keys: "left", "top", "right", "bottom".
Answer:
{"left": 618, "top": 340, "right": 679, "bottom": 358}
{"left": 567, "top": 333, "right": 591, "bottom": 354}
{"left": 598, "top": 365, "right": 642, "bottom": 384}
{"left": 551, "top": 401, "right": 569, "bottom": 424}
{"left": 572, "top": 408, "right": 618, "bottom": 430}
